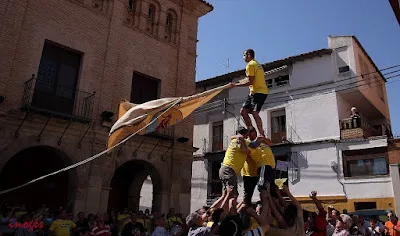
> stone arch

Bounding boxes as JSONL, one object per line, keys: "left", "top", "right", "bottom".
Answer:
{"left": 0, "top": 145, "right": 78, "bottom": 211}
{"left": 164, "top": 8, "right": 178, "bottom": 43}
{"left": 108, "top": 159, "right": 163, "bottom": 212}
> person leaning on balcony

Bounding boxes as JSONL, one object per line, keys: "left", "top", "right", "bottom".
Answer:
{"left": 219, "top": 127, "right": 251, "bottom": 201}
{"left": 350, "top": 107, "right": 361, "bottom": 128}
{"left": 230, "top": 49, "right": 268, "bottom": 137}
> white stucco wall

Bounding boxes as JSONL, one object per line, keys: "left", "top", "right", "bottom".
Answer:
{"left": 190, "top": 159, "right": 209, "bottom": 212}
{"left": 289, "top": 143, "right": 345, "bottom": 197}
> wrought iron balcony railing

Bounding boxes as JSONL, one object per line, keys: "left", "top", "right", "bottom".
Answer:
{"left": 21, "top": 75, "right": 95, "bottom": 122}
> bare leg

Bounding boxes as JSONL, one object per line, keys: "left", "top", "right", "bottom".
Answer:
{"left": 252, "top": 111, "right": 265, "bottom": 136}
{"left": 240, "top": 108, "right": 253, "bottom": 128}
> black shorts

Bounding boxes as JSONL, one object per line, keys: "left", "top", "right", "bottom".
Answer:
{"left": 243, "top": 93, "right": 268, "bottom": 112}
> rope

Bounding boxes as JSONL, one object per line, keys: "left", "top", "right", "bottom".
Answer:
{"left": 0, "top": 98, "right": 183, "bottom": 195}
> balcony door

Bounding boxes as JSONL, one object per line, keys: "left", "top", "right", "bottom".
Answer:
{"left": 33, "top": 41, "right": 81, "bottom": 115}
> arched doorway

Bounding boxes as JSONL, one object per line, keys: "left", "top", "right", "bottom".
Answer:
{"left": 0, "top": 146, "right": 77, "bottom": 211}
{"left": 108, "top": 160, "right": 162, "bottom": 212}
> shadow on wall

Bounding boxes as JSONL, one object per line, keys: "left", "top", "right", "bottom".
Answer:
{"left": 289, "top": 151, "right": 308, "bottom": 185}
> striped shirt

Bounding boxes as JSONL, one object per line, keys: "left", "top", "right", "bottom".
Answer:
{"left": 244, "top": 227, "right": 263, "bottom": 236}
{"left": 91, "top": 224, "right": 111, "bottom": 236}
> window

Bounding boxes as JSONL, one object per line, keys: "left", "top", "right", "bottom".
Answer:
{"left": 148, "top": 4, "right": 155, "bottom": 22}
{"left": 33, "top": 41, "right": 81, "bottom": 115}
{"left": 266, "top": 74, "right": 289, "bottom": 89}
{"left": 270, "top": 109, "right": 286, "bottom": 144}
{"left": 166, "top": 13, "right": 173, "bottom": 30}
{"left": 208, "top": 159, "right": 223, "bottom": 199}
{"left": 147, "top": 4, "right": 156, "bottom": 34}
{"left": 343, "top": 147, "right": 389, "bottom": 177}
{"left": 130, "top": 72, "right": 160, "bottom": 104}
{"left": 336, "top": 47, "right": 350, "bottom": 75}
{"left": 354, "top": 202, "right": 377, "bottom": 211}
{"left": 128, "top": 0, "right": 135, "bottom": 11}
{"left": 339, "top": 66, "right": 350, "bottom": 73}
{"left": 212, "top": 121, "right": 224, "bottom": 152}
{"left": 164, "top": 9, "right": 177, "bottom": 43}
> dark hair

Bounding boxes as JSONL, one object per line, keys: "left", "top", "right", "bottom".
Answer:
{"left": 283, "top": 204, "right": 298, "bottom": 227}
{"left": 219, "top": 215, "right": 243, "bottom": 236}
{"left": 236, "top": 127, "right": 248, "bottom": 135}
{"left": 248, "top": 126, "right": 257, "bottom": 133}
{"left": 370, "top": 218, "right": 377, "bottom": 223}
{"left": 211, "top": 208, "right": 224, "bottom": 224}
{"left": 244, "top": 49, "right": 255, "bottom": 58}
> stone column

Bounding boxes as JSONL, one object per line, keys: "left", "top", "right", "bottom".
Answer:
{"left": 98, "top": 187, "right": 112, "bottom": 213}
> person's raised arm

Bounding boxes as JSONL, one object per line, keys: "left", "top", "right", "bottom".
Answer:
{"left": 267, "top": 185, "right": 287, "bottom": 228}
{"left": 209, "top": 189, "right": 227, "bottom": 210}
{"left": 243, "top": 188, "right": 271, "bottom": 234}
{"left": 238, "top": 137, "right": 250, "bottom": 155}
{"left": 220, "top": 187, "right": 233, "bottom": 214}
{"left": 257, "top": 136, "right": 273, "bottom": 147}
{"left": 274, "top": 187, "right": 290, "bottom": 209}
{"left": 282, "top": 185, "right": 303, "bottom": 217}
{"left": 310, "top": 191, "right": 323, "bottom": 210}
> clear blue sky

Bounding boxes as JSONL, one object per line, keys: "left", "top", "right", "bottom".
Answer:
{"left": 195, "top": 0, "right": 400, "bottom": 136}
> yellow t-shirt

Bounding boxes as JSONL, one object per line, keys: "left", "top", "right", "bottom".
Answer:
{"left": 49, "top": 219, "right": 76, "bottom": 236}
{"left": 167, "top": 216, "right": 183, "bottom": 229}
{"left": 248, "top": 217, "right": 260, "bottom": 231}
{"left": 206, "top": 221, "right": 214, "bottom": 228}
{"left": 258, "top": 145, "right": 276, "bottom": 168}
{"left": 223, "top": 139, "right": 250, "bottom": 175}
{"left": 241, "top": 147, "right": 261, "bottom": 177}
{"left": 246, "top": 59, "right": 268, "bottom": 95}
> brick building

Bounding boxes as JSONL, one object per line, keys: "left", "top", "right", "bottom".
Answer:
{"left": 0, "top": 0, "right": 212, "bottom": 216}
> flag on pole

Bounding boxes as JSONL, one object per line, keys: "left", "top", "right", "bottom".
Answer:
{"left": 107, "top": 83, "right": 233, "bottom": 149}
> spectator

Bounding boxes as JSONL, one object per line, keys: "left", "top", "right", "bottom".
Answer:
{"left": 332, "top": 214, "right": 352, "bottom": 236}
{"left": 151, "top": 216, "right": 169, "bottom": 236}
{"left": 76, "top": 212, "right": 88, "bottom": 229}
{"left": 186, "top": 212, "right": 211, "bottom": 236}
{"left": 121, "top": 214, "right": 144, "bottom": 236}
{"left": 367, "top": 218, "right": 383, "bottom": 235}
{"left": 91, "top": 213, "right": 110, "bottom": 236}
{"left": 49, "top": 210, "right": 76, "bottom": 236}
{"left": 385, "top": 214, "right": 400, "bottom": 235}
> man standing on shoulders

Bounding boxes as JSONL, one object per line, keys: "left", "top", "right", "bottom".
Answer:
{"left": 232, "top": 49, "right": 268, "bottom": 137}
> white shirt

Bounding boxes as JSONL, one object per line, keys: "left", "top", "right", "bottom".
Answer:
{"left": 151, "top": 227, "right": 170, "bottom": 236}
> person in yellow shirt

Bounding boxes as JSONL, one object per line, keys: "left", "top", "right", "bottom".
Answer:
{"left": 242, "top": 127, "right": 276, "bottom": 202}
{"left": 232, "top": 49, "right": 268, "bottom": 137}
{"left": 219, "top": 127, "right": 251, "bottom": 198}
{"left": 49, "top": 210, "right": 76, "bottom": 236}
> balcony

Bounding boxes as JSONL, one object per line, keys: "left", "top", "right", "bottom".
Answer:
{"left": 21, "top": 75, "right": 95, "bottom": 122}
{"left": 148, "top": 126, "right": 175, "bottom": 139}
{"left": 340, "top": 118, "right": 382, "bottom": 139}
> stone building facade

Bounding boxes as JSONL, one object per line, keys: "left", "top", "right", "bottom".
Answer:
{"left": 0, "top": 0, "right": 212, "bottom": 216}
